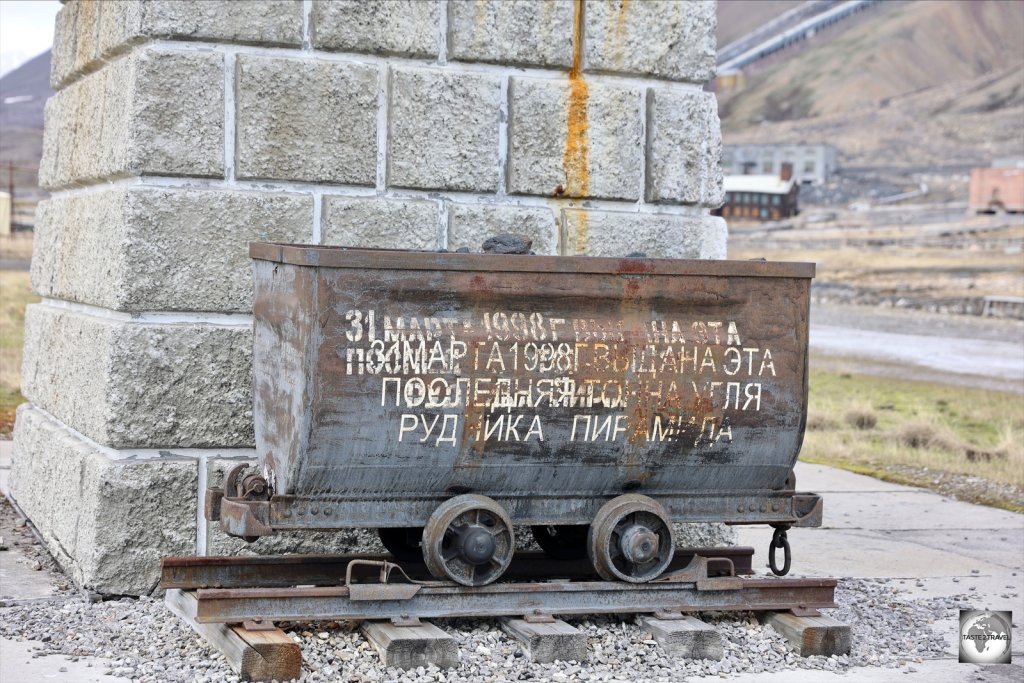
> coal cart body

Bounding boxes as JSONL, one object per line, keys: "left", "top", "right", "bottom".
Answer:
{"left": 215, "top": 244, "right": 821, "bottom": 584}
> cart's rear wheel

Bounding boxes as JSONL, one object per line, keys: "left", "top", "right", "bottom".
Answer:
{"left": 588, "top": 494, "right": 675, "bottom": 582}
{"left": 422, "top": 495, "right": 514, "bottom": 586}
{"left": 377, "top": 527, "right": 424, "bottom": 562}
{"left": 531, "top": 524, "right": 590, "bottom": 560}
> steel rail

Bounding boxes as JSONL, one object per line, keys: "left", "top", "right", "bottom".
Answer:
{"left": 161, "top": 548, "right": 755, "bottom": 589}
{"left": 186, "top": 577, "right": 837, "bottom": 624}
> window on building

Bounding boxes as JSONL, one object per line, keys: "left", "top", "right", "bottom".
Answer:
{"left": 804, "top": 160, "right": 815, "bottom": 173}
{"left": 762, "top": 160, "right": 773, "bottom": 173}
{"left": 772, "top": 195, "right": 781, "bottom": 206}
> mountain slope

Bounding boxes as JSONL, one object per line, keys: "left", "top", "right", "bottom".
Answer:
{"left": 0, "top": 49, "right": 52, "bottom": 198}
{"left": 719, "top": 0, "right": 1024, "bottom": 170}
{"left": 716, "top": 0, "right": 803, "bottom": 50}
{"left": 720, "top": 0, "right": 1024, "bottom": 127}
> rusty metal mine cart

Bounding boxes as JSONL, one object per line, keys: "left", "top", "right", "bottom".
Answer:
{"left": 208, "top": 244, "right": 822, "bottom": 586}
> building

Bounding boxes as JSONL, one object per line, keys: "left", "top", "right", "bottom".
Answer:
{"left": 713, "top": 165, "right": 799, "bottom": 221}
{"left": 0, "top": 191, "right": 10, "bottom": 237}
{"left": 969, "top": 166, "right": 1024, "bottom": 213}
{"left": 722, "top": 143, "right": 837, "bottom": 185}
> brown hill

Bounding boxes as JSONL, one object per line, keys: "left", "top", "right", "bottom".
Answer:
{"left": 719, "top": 0, "right": 1024, "bottom": 172}
{"left": 0, "top": 50, "right": 52, "bottom": 199}
{"left": 716, "top": 0, "right": 803, "bottom": 49}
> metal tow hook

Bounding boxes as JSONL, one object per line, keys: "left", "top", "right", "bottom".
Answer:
{"left": 768, "top": 526, "right": 791, "bottom": 576}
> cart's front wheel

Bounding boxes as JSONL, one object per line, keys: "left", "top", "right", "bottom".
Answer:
{"left": 588, "top": 494, "right": 675, "bottom": 582}
{"left": 422, "top": 495, "right": 514, "bottom": 586}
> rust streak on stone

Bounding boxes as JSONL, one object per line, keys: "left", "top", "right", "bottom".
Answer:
{"left": 564, "top": 0, "right": 590, "bottom": 252}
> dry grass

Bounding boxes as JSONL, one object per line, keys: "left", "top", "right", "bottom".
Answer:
{"left": 730, "top": 241, "right": 1024, "bottom": 300}
{"left": 802, "top": 368, "right": 1024, "bottom": 510}
{"left": 844, "top": 408, "right": 878, "bottom": 430}
{"left": 806, "top": 411, "right": 839, "bottom": 431}
{"left": 0, "top": 269, "right": 37, "bottom": 436}
{"left": 0, "top": 235, "right": 35, "bottom": 261}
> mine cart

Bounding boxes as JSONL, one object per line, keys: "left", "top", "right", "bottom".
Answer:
{"left": 210, "top": 244, "right": 821, "bottom": 585}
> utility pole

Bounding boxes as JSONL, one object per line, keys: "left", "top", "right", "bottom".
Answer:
{"left": 7, "top": 161, "right": 13, "bottom": 228}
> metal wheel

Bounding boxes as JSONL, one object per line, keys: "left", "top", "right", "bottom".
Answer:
{"left": 587, "top": 494, "right": 675, "bottom": 583}
{"left": 531, "top": 525, "right": 590, "bottom": 560}
{"left": 422, "top": 495, "right": 514, "bottom": 586}
{"left": 377, "top": 527, "right": 424, "bottom": 562}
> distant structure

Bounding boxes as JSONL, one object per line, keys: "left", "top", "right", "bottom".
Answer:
{"left": 0, "top": 191, "right": 10, "bottom": 236}
{"left": 713, "top": 164, "right": 799, "bottom": 221}
{"left": 969, "top": 163, "right": 1024, "bottom": 214}
{"left": 716, "top": 0, "right": 881, "bottom": 83}
{"left": 722, "top": 143, "right": 837, "bottom": 185}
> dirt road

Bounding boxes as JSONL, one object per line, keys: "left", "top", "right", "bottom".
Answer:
{"left": 809, "top": 303, "right": 1024, "bottom": 394}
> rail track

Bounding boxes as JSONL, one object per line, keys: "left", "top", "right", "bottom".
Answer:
{"left": 161, "top": 548, "right": 849, "bottom": 681}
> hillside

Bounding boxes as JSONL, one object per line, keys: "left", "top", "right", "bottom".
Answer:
{"left": 0, "top": 49, "right": 51, "bottom": 199}
{"left": 716, "top": 0, "right": 803, "bottom": 50}
{"left": 720, "top": 0, "right": 1024, "bottom": 170}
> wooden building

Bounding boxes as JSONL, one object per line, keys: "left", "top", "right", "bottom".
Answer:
{"left": 713, "top": 165, "right": 799, "bottom": 221}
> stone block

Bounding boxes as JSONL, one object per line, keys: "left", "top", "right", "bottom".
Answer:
{"left": 10, "top": 404, "right": 197, "bottom": 595}
{"left": 99, "top": 0, "right": 303, "bottom": 58}
{"left": 51, "top": 0, "right": 104, "bottom": 89}
{"left": 447, "top": 204, "right": 558, "bottom": 255}
{"left": 583, "top": 0, "right": 716, "bottom": 83}
{"left": 21, "top": 305, "right": 253, "bottom": 449}
{"left": 235, "top": 55, "right": 377, "bottom": 185}
{"left": 311, "top": 0, "right": 438, "bottom": 58}
{"left": 448, "top": 0, "right": 574, "bottom": 68}
{"left": 387, "top": 67, "right": 501, "bottom": 193}
{"left": 50, "top": 2, "right": 79, "bottom": 88}
{"left": 322, "top": 197, "right": 438, "bottom": 250}
{"left": 40, "top": 47, "right": 224, "bottom": 190}
{"left": 31, "top": 187, "right": 312, "bottom": 313}
{"left": 561, "top": 210, "right": 726, "bottom": 259}
{"left": 206, "top": 459, "right": 386, "bottom": 556}
{"left": 646, "top": 89, "right": 723, "bottom": 207}
{"left": 507, "top": 77, "right": 642, "bottom": 200}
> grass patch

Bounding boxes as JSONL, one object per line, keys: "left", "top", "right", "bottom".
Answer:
{"left": 0, "top": 270, "right": 37, "bottom": 437}
{"left": 802, "top": 368, "right": 1024, "bottom": 511}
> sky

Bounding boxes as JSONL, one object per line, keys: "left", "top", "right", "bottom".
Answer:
{"left": 0, "top": 0, "right": 61, "bottom": 77}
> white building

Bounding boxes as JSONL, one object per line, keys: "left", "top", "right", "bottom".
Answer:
{"left": 722, "top": 144, "right": 838, "bottom": 185}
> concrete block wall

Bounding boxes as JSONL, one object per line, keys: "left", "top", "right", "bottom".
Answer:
{"left": 13, "top": 0, "right": 727, "bottom": 595}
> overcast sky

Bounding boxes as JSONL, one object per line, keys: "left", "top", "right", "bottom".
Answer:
{"left": 0, "top": 0, "right": 61, "bottom": 77}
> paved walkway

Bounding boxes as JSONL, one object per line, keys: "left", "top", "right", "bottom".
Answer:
{"left": 1, "top": 440, "right": 1021, "bottom": 681}
{"left": 733, "top": 462, "right": 1023, "bottom": 682}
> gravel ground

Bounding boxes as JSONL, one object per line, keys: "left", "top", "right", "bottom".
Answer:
{"left": 0, "top": 577, "right": 969, "bottom": 682}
